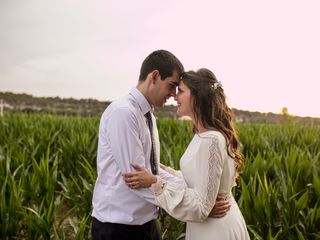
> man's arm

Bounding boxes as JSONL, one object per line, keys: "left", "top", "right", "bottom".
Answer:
{"left": 107, "top": 107, "right": 157, "bottom": 204}
{"left": 208, "top": 195, "right": 231, "bottom": 218}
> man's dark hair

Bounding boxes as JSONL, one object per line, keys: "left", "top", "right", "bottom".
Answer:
{"left": 139, "top": 50, "right": 184, "bottom": 81}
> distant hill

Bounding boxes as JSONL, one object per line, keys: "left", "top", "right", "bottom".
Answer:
{"left": 1, "top": 92, "right": 319, "bottom": 124}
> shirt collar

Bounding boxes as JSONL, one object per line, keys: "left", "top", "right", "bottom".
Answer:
{"left": 129, "top": 87, "right": 152, "bottom": 115}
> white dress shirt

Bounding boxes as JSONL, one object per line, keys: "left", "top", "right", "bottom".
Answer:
{"left": 92, "top": 87, "right": 186, "bottom": 225}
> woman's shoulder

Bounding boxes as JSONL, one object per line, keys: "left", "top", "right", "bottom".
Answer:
{"left": 197, "top": 130, "right": 226, "bottom": 146}
{"left": 198, "top": 130, "right": 223, "bottom": 139}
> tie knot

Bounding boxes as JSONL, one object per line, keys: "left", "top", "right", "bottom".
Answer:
{"left": 145, "top": 112, "right": 152, "bottom": 120}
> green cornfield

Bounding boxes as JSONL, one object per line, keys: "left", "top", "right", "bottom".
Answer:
{"left": 0, "top": 113, "right": 319, "bottom": 239}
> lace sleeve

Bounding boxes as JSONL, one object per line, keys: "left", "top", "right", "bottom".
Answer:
{"left": 150, "top": 135, "right": 226, "bottom": 222}
{"left": 197, "top": 136, "right": 223, "bottom": 213}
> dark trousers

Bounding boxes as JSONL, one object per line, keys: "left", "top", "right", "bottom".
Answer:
{"left": 91, "top": 217, "right": 162, "bottom": 240}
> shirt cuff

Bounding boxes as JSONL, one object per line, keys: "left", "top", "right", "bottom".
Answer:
{"left": 150, "top": 176, "right": 167, "bottom": 196}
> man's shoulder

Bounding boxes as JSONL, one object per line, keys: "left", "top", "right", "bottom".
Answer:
{"left": 103, "top": 95, "right": 140, "bottom": 118}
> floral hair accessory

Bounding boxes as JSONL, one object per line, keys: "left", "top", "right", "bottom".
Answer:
{"left": 211, "top": 81, "right": 222, "bottom": 90}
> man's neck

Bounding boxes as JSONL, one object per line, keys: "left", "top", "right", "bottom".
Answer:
{"left": 137, "top": 83, "right": 153, "bottom": 108}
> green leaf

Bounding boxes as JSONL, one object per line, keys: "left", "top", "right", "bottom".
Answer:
{"left": 296, "top": 191, "right": 308, "bottom": 211}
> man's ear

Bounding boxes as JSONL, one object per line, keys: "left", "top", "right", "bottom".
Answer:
{"left": 150, "top": 70, "right": 160, "bottom": 84}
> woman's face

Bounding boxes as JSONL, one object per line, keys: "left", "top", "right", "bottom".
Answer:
{"left": 175, "top": 81, "right": 193, "bottom": 118}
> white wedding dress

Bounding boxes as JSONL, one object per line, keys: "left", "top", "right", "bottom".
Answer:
{"left": 153, "top": 131, "right": 250, "bottom": 240}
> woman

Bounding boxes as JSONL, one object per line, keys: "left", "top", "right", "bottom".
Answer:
{"left": 123, "top": 68, "right": 250, "bottom": 239}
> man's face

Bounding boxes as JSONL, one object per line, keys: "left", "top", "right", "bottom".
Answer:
{"left": 152, "top": 71, "right": 180, "bottom": 107}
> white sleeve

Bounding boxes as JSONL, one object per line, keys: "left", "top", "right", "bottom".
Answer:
{"left": 164, "top": 166, "right": 184, "bottom": 180}
{"left": 158, "top": 167, "right": 187, "bottom": 188}
{"left": 151, "top": 136, "right": 225, "bottom": 222}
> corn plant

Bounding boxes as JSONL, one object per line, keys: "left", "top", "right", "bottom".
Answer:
{"left": 0, "top": 113, "right": 319, "bottom": 239}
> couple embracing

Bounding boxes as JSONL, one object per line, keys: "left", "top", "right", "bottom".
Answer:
{"left": 91, "top": 50, "right": 250, "bottom": 240}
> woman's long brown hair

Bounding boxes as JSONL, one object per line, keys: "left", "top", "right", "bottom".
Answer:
{"left": 180, "top": 68, "right": 244, "bottom": 177}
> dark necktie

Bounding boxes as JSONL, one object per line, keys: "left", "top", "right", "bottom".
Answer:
{"left": 145, "top": 112, "right": 158, "bottom": 175}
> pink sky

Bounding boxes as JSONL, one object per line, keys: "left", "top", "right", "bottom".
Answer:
{"left": 0, "top": 0, "right": 319, "bottom": 117}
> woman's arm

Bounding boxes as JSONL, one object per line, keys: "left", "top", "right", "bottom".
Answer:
{"left": 150, "top": 136, "right": 226, "bottom": 222}
{"left": 123, "top": 135, "right": 230, "bottom": 222}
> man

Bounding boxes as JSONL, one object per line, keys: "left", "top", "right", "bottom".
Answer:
{"left": 91, "top": 50, "right": 229, "bottom": 240}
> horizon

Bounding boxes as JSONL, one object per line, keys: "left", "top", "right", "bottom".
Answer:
{"left": 0, "top": 0, "right": 319, "bottom": 118}
{"left": 1, "top": 90, "right": 318, "bottom": 119}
